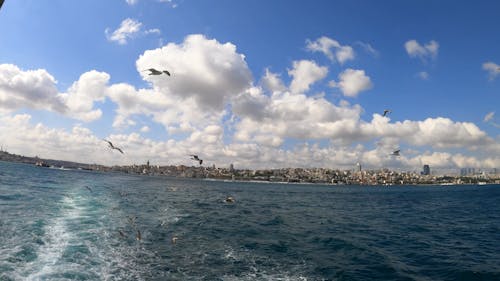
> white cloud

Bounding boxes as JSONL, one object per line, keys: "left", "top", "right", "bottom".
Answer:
{"left": 2, "top": 34, "right": 499, "bottom": 171}
{"left": 417, "top": 71, "right": 429, "bottom": 80}
{"left": 125, "top": 0, "right": 138, "bottom": 5}
{"left": 288, "top": 60, "right": 328, "bottom": 94}
{"left": 59, "top": 70, "right": 110, "bottom": 122}
{"left": 260, "top": 68, "right": 286, "bottom": 93}
{"left": 105, "top": 18, "right": 142, "bottom": 45}
{"left": 330, "top": 68, "right": 373, "bottom": 97}
{"left": 0, "top": 65, "right": 110, "bottom": 122}
{"left": 0, "top": 64, "right": 67, "bottom": 114}
{"left": 484, "top": 111, "right": 495, "bottom": 122}
{"left": 136, "top": 34, "right": 252, "bottom": 111}
{"left": 1, "top": 112, "right": 498, "bottom": 170}
{"left": 482, "top": 61, "right": 500, "bottom": 80}
{"left": 145, "top": 28, "right": 161, "bottom": 35}
{"left": 306, "top": 36, "right": 355, "bottom": 64}
{"left": 105, "top": 34, "right": 253, "bottom": 135}
{"left": 404, "top": 39, "right": 439, "bottom": 61}
{"left": 356, "top": 41, "right": 379, "bottom": 57}
{"left": 105, "top": 18, "right": 161, "bottom": 45}
{"left": 483, "top": 111, "right": 500, "bottom": 128}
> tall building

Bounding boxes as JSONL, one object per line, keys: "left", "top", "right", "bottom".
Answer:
{"left": 422, "top": 164, "right": 430, "bottom": 175}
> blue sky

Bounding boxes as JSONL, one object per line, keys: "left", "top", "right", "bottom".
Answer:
{"left": 0, "top": 0, "right": 499, "bottom": 172}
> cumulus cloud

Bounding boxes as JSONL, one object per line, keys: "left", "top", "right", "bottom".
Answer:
{"left": 105, "top": 18, "right": 142, "bottom": 45}
{"left": 330, "top": 68, "right": 373, "bottom": 97}
{"left": 232, "top": 87, "right": 364, "bottom": 146}
{"left": 362, "top": 115, "right": 490, "bottom": 148}
{"left": 105, "top": 18, "right": 161, "bottom": 45}
{"left": 306, "top": 36, "right": 355, "bottom": 64}
{"left": 1, "top": 112, "right": 498, "bottom": 170}
{"left": 59, "top": 70, "right": 110, "bottom": 122}
{"left": 405, "top": 39, "right": 439, "bottom": 62}
{"left": 261, "top": 68, "right": 286, "bottom": 93}
{"left": 0, "top": 64, "right": 113, "bottom": 122}
{"left": 288, "top": 60, "right": 328, "bottom": 94}
{"left": 0, "top": 64, "right": 67, "bottom": 114}
{"left": 2, "top": 34, "right": 498, "bottom": 171}
{"left": 482, "top": 61, "right": 500, "bottom": 80}
{"left": 136, "top": 34, "right": 253, "bottom": 111}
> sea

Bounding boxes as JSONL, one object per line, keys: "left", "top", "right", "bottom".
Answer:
{"left": 0, "top": 161, "right": 499, "bottom": 281}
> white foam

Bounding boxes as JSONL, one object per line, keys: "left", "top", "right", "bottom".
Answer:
{"left": 24, "top": 196, "right": 77, "bottom": 280}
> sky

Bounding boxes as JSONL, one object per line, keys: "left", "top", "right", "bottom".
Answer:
{"left": 0, "top": 0, "right": 499, "bottom": 172}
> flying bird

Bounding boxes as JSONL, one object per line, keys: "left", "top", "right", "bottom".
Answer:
{"left": 85, "top": 185, "right": 93, "bottom": 192}
{"left": 382, "top": 109, "right": 392, "bottom": 117}
{"left": 102, "top": 139, "right": 124, "bottom": 154}
{"left": 390, "top": 149, "right": 401, "bottom": 156}
{"left": 189, "top": 154, "right": 203, "bottom": 165}
{"left": 143, "top": 68, "right": 171, "bottom": 76}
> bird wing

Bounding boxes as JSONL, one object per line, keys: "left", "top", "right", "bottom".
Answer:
{"left": 103, "top": 139, "right": 113, "bottom": 147}
{"left": 163, "top": 70, "right": 171, "bottom": 76}
{"left": 115, "top": 147, "right": 124, "bottom": 154}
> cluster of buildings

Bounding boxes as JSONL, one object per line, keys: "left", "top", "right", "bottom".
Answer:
{"left": 1, "top": 150, "right": 498, "bottom": 185}
{"left": 107, "top": 162, "right": 500, "bottom": 185}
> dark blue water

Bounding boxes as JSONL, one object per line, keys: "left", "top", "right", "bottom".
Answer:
{"left": 1, "top": 161, "right": 499, "bottom": 280}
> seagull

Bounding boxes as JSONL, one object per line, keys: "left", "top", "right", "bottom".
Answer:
{"left": 171, "top": 236, "right": 178, "bottom": 244}
{"left": 102, "top": 139, "right": 124, "bottom": 154}
{"left": 136, "top": 230, "right": 142, "bottom": 241}
{"left": 118, "top": 229, "right": 126, "bottom": 238}
{"left": 143, "top": 68, "right": 170, "bottom": 76}
{"left": 390, "top": 149, "right": 401, "bottom": 156}
{"left": 225, "top": 196, "right": 235, "bottom": 203}
{"left": 85, "top": 185, "right": 93, "bottom": 192}
{"left": 189, "top": 154, "right": 203, "bottom": 165}
{"left": 382, "top": 109, "right": 392, "bottom": 117}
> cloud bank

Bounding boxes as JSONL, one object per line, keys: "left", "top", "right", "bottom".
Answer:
{"left": 1, "top": 34, "right": 498, "bottom": 171}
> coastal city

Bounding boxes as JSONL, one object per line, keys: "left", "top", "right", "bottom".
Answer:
{"left": 1, "top": 150, "right": 498, "bottom": 186}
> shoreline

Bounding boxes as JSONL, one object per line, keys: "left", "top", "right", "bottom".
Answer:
{"left": 1, "top": 151, "right": 499, "bottom": 186}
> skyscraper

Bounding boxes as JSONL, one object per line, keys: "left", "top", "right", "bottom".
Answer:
{"left": 422, "top": 165, "right": 430, "bottom": 175}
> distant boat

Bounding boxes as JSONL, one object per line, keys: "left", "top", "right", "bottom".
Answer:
{"left": 35, "top": 161, "right": 49, "bottom": 167}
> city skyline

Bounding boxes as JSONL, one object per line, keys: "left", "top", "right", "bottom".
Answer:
{"left": 0, "top": 0, "right": 499, "bottom": 170}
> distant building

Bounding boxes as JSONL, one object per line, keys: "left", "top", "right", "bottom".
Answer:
{"left": 422, "top": 164, "right": 430, "bottom": 175}
{"left": 229, "top": 163, "right": 234, "bottom": 172}
{"left": 461, "top": 167, "right": 476, "bottom": 176}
